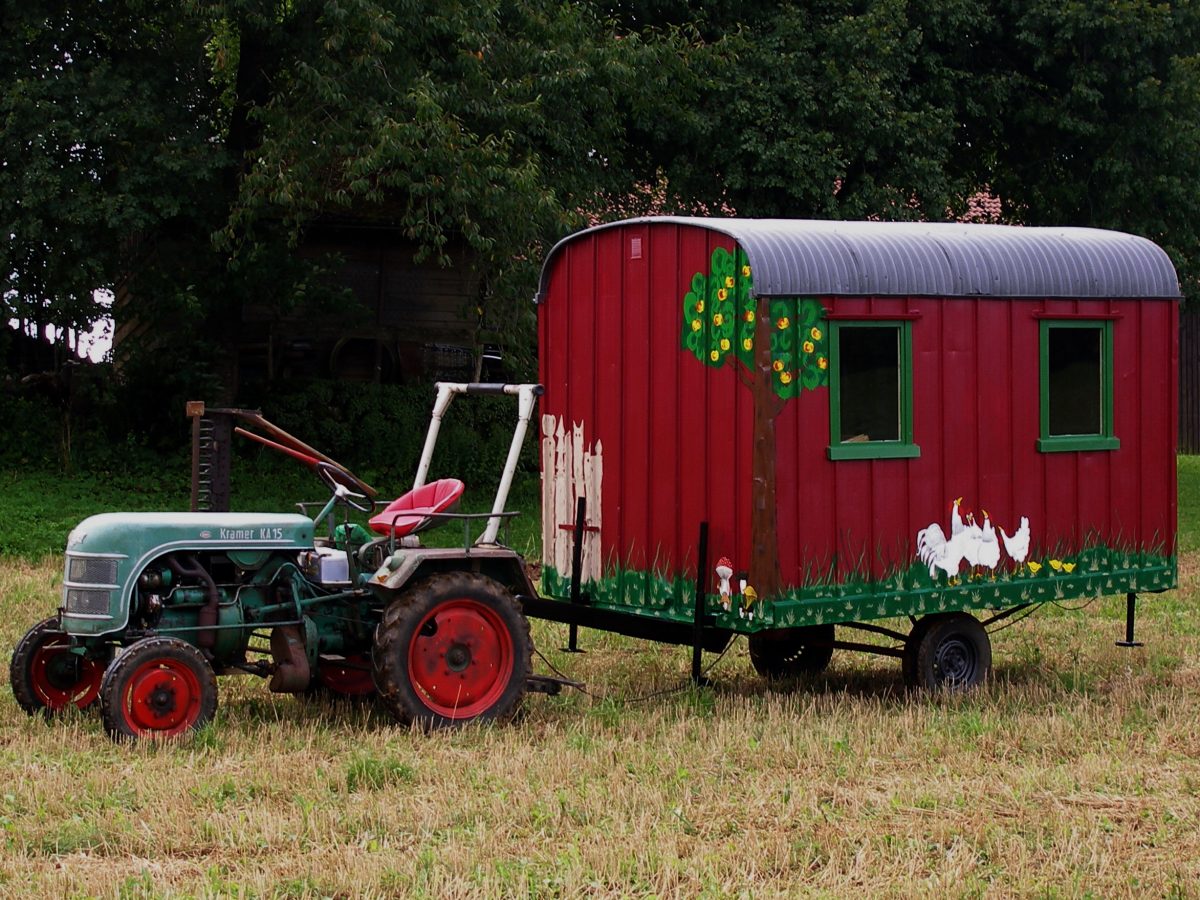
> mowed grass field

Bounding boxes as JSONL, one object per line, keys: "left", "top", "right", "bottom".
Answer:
{"left": 1, "top": 463, "right": 1199, "bottom": 897}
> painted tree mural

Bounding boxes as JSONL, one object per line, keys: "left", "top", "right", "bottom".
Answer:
{"left": 681, "top": 246, "right": 829, "bottom": 597}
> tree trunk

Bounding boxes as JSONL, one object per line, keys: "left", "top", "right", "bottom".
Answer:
{"left": 749, "top": 303, "right": 784, "bottom": 598}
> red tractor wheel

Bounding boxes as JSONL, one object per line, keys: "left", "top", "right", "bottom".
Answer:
{"left": 99, "top": 637, "right": 217, "bottom": 741}
{"left": 312, "top": 653, "right": 377, "bottom": 699}
{"left": 373, "top": 573, "right": 531, "bottom": 728}
{"left": 10, "top": 618, "right": 107, "bottom": 715}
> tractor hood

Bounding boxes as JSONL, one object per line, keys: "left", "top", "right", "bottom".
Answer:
{"left": 66, "top": 512, "right": 315, "bottom": 555}
{"left": 62, "top": 512, "right": 315, "bottom": 637}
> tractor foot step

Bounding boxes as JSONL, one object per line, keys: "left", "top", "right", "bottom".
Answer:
{"left": 527, "top": 674, "right": 585, "bottom": 695}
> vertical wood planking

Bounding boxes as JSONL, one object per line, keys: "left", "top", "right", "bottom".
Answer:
{"left": 593, "top": 227, "right": 624, "bottom": 573}
{"left": 1008, "top": 300, "right": 1044, "bottom": 550}
{"left": 538, "top": 222, "right": 1179, "bottom": 603}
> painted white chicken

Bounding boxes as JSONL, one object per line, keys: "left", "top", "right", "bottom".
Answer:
{"left": 950, "top": 497, "right": 965, "bottom": 536}
{"left": 999, "top": 516, "right": 1031, "bottom": 565}
{"left": 917, "top": 498, "right": 967, "bottom": 579}
{"left": 961, "top": 512, "right": 984, "bottom": 568}
{"left": 977, "top": 510, "right": 1001, "bottom": 574}
{"left": 917, "top": 523, "right": 970, "bottom": 581}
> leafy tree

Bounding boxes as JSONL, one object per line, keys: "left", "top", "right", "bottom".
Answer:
{"left": 1, "top": 2, "right": 225, "bottom": 362}
{"left": 975, "top": 0, "right": 1200, "bottom": 294}
{"left": 2, "top": 0, "right": 705, "bottom": 398}
{"left": 682, "top": 246, "right": 830, "bottom": 595}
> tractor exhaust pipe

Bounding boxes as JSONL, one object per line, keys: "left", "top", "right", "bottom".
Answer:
{"left": 268, "top": 625, "right": 311, "bottom": 693}
{"left": 166, "top": 554, "right": 220, "bottom": 650}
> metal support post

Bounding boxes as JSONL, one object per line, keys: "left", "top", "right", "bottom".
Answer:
{"left": 1115, "top": 591, "right": 1144, "bottom": 647}
{"left": 691, "top": 520, "right": 711, "bottom": 687}
{"left": 563, "top": 496, "right": 587, "bottom": 653}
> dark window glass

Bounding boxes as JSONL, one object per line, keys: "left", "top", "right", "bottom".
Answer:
{"left": 838, "top": 326, "right": 900, "bottom": 442}
{"left": 1047, "top": 328, "right": 1101, "bottom": 435}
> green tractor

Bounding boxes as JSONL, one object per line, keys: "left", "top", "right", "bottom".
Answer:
{"left": 9, "top": 383, "right": 547, "bottom": 741}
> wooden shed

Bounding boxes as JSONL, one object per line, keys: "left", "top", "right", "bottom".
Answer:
{"left": 535, "top": 218, "right": 1181, "bottom": 635}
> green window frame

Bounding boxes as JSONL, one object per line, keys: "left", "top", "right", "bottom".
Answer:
{"left": 1038, "top": 319, "right": 1119, "bottom": 452}
{"left": 827, "top": 320, "right": 920, "bottom": 461}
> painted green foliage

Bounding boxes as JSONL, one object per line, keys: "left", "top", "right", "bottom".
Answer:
{"left": 542, "top": 542, "right": 1176, "bottom": 635}
{"left": 680, "top": 247, "right": 829, "bottom": 398}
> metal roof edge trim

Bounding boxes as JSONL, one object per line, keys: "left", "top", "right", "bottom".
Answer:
{"left": 533, "top": 217, "right": 1182, "bottom": 303}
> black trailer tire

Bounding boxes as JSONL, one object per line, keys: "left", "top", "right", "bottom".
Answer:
{"left": 901, "top": 615, "right": 938, "bottom": 687}
{"left": 911, "top": 613, "right": 991, "bottom": 691}
{"left": 748, "top": 624, "right": 835, "bottom": 679}
{"left": 372, "top": 573, "right": 532, "bottom": 729}
{"left": 10, "top": 618, "right": 107, "bottom": 716}
{"left": 100, "top": 637, "right": 218, "bottom": 741}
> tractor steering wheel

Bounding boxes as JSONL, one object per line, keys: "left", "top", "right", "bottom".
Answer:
{"left": 316, "top": 462, "right": 374, "bottom": 513}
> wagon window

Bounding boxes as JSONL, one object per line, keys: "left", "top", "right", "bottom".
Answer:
{"left": 1038, "top": 320, "right": 1119, "bottom": 452}
{"left": 827, "top": 321, "right": 919, "bottom": 460}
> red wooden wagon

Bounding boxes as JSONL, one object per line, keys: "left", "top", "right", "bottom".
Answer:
{"left": 526, "top": 217, "right": 1180, "bottom": 688}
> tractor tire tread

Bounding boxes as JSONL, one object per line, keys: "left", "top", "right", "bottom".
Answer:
{"left": 99, "top": 636, "right": 218, "bottom": 741}
{"left": 372, "top": 572, "right": 532, "bottom": 729}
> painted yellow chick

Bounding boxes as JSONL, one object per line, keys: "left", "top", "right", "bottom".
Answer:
{"left": 1027, "top": 561, "right": 1043, "bottom": 575}
{"left": 1062, "top": 562, "right": 1076, "bottom": 573}
{"left": 1049, "top": 559, "right": 1063, "bottom": 571}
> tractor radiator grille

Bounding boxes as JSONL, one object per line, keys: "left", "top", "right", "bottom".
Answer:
{"left": 65, "top": 588, "right": 111, "bottom": 615}
{"left": 67, "top": 556, "right": 118, "bottom": 586}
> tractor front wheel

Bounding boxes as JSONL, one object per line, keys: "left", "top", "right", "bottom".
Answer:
{"left": 748, "top": 624, "right": 835, "bottom": 679}
{"left": 908, "top": 613, "right": 991, "bottom": 691}
{"left": 100, "top": 637, "right": 218, "bottom": 741}
{"left": 373, "top": 573, "right": 531, "bottom": 728}
{"left": 10, "top": 618, "right": 107, "bottom": 715}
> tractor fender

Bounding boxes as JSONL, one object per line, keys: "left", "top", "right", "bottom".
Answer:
{"left": 367, "top": 546, "right": 535, "bottom": 598}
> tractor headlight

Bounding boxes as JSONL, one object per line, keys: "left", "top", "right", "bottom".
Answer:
{"left": 64, "top": 588, "right": 112, "bottom": 615}
{"left": 67, "top": 557, "right": 118, "bottom": 585}
{"left": 62, "top": 553, "right": 121, "bottom": 619}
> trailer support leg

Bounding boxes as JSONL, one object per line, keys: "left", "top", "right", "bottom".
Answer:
{"left": 1116, "top": 592, "right": 1144, "bottom": 648}
{"left": 691, "top": 521, "right": 711, "bottom": 687}
{"left": 563, "top": 497, "right": 588, "bottom": 653}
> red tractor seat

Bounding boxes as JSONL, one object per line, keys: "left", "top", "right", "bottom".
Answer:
{"left": 368, "top": 478, "right": 466, "bottom": 538}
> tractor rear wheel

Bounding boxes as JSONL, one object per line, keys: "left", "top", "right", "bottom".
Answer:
{"left": 372, "top": 573, "right": 531, "bottom": 728}
{"left": 10, "top": 618, "right": 107, "bottom": 715}
{"left": 748, "top": 624, "right": 835, "bottom": 679}
{"left": 100, "top": 637, "right": 218, "bottom": 741}
{"left": 909, "top": 612, "right": 991, "bottom": 691}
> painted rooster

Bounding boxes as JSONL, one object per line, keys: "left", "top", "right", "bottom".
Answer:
{"left": 999, "top": 516, "right": 1031, "bottom": 566}
{"left": 961, "top": 512, "right": 984, "bottom": 569}
{"left": 917, "top": 498, "right": 973, "bottom": 582}
{"left": 978, "top": 510, "right": 1001, "bottom": 575}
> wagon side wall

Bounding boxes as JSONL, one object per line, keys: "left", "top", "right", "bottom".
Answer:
{"left": 539, "top": 223, "right": 753, "bottom": 600}
{"left": 539, "top": 221, "right": 1179, "bottom": 616}
{"left": 775, "top": 294, "right": 1179, "bottom": 585}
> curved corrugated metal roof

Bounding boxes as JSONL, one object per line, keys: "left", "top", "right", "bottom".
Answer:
{"left": 535, "top": 217, "right": 1181, "bottom": 300}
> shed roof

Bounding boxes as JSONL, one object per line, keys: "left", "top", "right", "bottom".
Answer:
{"left": 536, "top": 217, "right": 1181, "bottom": 300}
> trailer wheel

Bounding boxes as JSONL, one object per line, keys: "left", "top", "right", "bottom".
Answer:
{"left": 748, "top": 624, "right": 835, "bottom": 679}
{"left": 901, "top": 615, "right": 938, "bottom": 687}
{"left": 910, "top": 613, "right": 991, "bottom": 691}
{"left": 100, "top": 637, "right": 218, "bottom": 741}
{"left": 10, "top": 618, "right": 107, "bottom": 715}
{"left": 372, "top": 573, "right": 532, "bottom": 728}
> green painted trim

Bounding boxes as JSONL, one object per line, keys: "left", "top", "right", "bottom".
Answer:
{"left": 540, "top": 544, "right": 1175, "bottom": 635}
{"left": 1038, "top": 319, "right": 1116, "bottom": 451}
{"left": 1037, "top": 435, "right": 1121, "bottom": 453}
{"left": 827, "top": 320, "right": 919, "bottom": 461}
{"left": 827, "top": 443, "right": 921, "bottom": 460}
